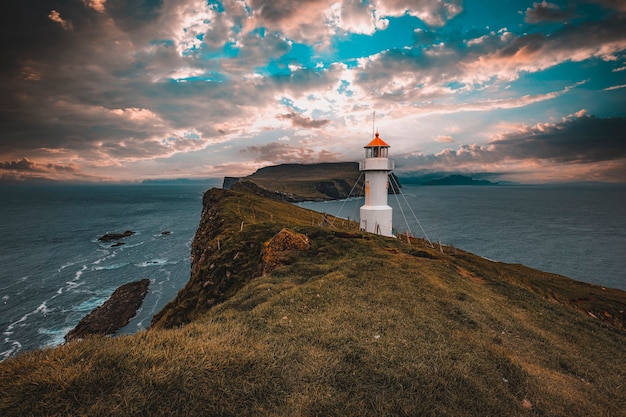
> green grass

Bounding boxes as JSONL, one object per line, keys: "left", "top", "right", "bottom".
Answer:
{"left": 2, "top": 189, "right": 625, "bottom": 416}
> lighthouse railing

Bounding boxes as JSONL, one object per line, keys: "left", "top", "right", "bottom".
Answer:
{"left": 359, "top": 159, "right": 394, "bottom": 171}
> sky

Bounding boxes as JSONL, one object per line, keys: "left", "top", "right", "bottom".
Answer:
{"left": 1, "top": 0, "right": 625, "bottom": 184}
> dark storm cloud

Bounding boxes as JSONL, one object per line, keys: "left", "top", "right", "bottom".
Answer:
{"left": 508, "top": 14, "right": 626, "bottom": 57}
{"left": 397, "top": 115, "right": 626, "bottom": 171}
{"left": 251, "top": 0, "right": 324, "bottom": 23}
{"left": 489, "top": 115, "right": 626, "bottom": 163}
{"left": 0, "top": 157, "right": 78, "bottom": 173}
{"left": 525, "top": 2, "right": 574, "bottom": 24}
{"left": 104, "top": 0, "right": 163, "bottom": 31}
{"left": 278, "top": 112, "right": 330, "bottom": 128}
{"left": 0, "top": 158, "right": 78, "bottom": 175}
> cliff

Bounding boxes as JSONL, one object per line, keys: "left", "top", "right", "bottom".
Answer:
{"left": 2, "top": 188, "right": 626, "bottom": 417}
{"left": 224, "top": 162, "right": 400, "bottom": 201}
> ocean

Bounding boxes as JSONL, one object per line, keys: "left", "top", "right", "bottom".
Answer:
{"left": 0, "top": 182, "right": 220, "bottom": 361}
{"left": 298, "top": 184, "right": 626, "bottom": 291}
{"left": 1, "top": 182, "right": 625, "bottom": 360}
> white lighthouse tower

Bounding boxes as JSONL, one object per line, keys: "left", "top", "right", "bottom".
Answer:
{"left": 359, "top": 132, "right": 394, "bottom": 237}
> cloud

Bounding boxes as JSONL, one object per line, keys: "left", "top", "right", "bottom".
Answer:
{"left": 488, "top": 114, "right": 626, "bottom": 163}
{"left": 242, "top": 142, "right": 341, "bottom": 164}
{"left": 603, "top": 84, "right": 626, "bottom": 91}
{"left": 0, "top": 0, "right": 624, "bottom": 182}
{"left": 0, "top": 157, "right": 77, "bottom": 173}
{"left": 374, "top": 0, "right": 463, "bottom": 27}
{"left": 396, "top": 114, "right": 626, "bottom": 182}
{"left": 460, "top": 17, "right": 626, "bottom": 84}
{"left": 277, "top": 111, "right": 331, "bottom": 128}
{"left": 82, "top": 0, "right": 107, "bottom": 13}
{"left": 48, "top": 10, "right": 73, "bottom": 30}
{"left": 525, "top": 2, "right": 573, "bottom": 24}
{"left": 435, "top": 135, "right": 455, "bottom": 143}
{"left": 246, "top": 0, "right": 463, "bottom": 45}
{"left": 0, "top": 157, "right": 95, "bottom": 182}
{"left": 589, "top": 0, "right": 626, "bottom": 12}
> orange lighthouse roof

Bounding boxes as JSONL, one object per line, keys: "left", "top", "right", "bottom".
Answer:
{"left": 364, "top": 132, "right": 389, "bottom": 148}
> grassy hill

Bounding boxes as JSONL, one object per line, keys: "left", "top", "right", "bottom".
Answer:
{"left": 1, "top": 188, "right": 625, "bottom": 416}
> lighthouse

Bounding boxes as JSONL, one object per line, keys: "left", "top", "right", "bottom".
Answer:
{"left": 359, "top": 132, "right": 394, "bottom": 237}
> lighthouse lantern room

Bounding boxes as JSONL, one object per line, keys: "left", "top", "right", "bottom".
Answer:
{"left": 359, "top": 132, "right": 394, "bottom": 237}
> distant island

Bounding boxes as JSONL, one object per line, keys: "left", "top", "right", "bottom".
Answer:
{"left": 422, "top": 174, "right": 497, "bottom": 186}
{"left": 224, "top": 162, "right": 400, "bottom": 202}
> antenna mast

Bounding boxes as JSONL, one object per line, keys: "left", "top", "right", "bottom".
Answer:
{"left": 372, "top": 110, "right": 376, "bottom": 137}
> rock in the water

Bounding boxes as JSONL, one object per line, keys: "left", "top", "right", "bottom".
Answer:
{"left": 98, "top": 230, "right": 135, "bottom": 241}
{"left": 65, "top": 279, "right": 150, "bottom": 342}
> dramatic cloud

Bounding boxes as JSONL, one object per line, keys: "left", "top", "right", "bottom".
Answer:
{"left": 0, "top": 0, "right": 624, "bottom": 182}
{"left": 525, "top": 2, "right": 573, "bottom": 24}
{"left": 397, "top": 114, "right": 626, "bottom": 182}
{"left": 488, "top": 115, "right": 626, "bottom": 163}
{"left": 0, "top": 157, "right": 94, "bottom": 182}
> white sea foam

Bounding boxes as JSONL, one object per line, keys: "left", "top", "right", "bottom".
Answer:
{"left": 122, "top": 241, "right": 145, "bottom": 249}
{"left": 75, "top": 297, "right": 108, "bottom": 312}
{"left": 0, "top": 340, "right": 22, "bottom": 361}
{"left": 65, "top": 280, "right": 85, "bottom": 290}
{"left": 93, "top": 262, "right": 129, "bottom": 271}
{"left": 136, "top": 259, "right": 169, "bottom": 267}
{"left": 38, "top": 326, "right": 74, "bottom": 348}
{"left": 58, "top": 261, "right": 77, "bottom": 272}
{"left": 74, "top": 265, "right": 87, "bottom": 280}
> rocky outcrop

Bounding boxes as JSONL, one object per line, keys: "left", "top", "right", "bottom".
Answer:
{"left": 65, "top": 279, "right": 150, "bottom": 342}
{"left": 98, "top": 230, "right": 135, "bottom": 241}
{"left": 259, "top": 228, "right": 310, "bottom": 275}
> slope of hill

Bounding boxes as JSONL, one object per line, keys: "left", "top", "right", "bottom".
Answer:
{"left": 1, "top": 188, "right": 625, "bottom": 416}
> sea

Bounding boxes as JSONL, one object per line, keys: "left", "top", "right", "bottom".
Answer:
{"left": 1, "top": 182, "right": 625, "bottom": 361}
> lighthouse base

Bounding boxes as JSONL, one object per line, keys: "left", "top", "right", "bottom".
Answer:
{"left": 360, "top": 205, "right": 393, "bottom": 237}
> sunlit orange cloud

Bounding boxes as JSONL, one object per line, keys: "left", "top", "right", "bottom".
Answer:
{"left": 462, "top": 32, "right": 626, "bottom": 84}
{"left": 0, "top": 157, "right": 111, "bottom": 182}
